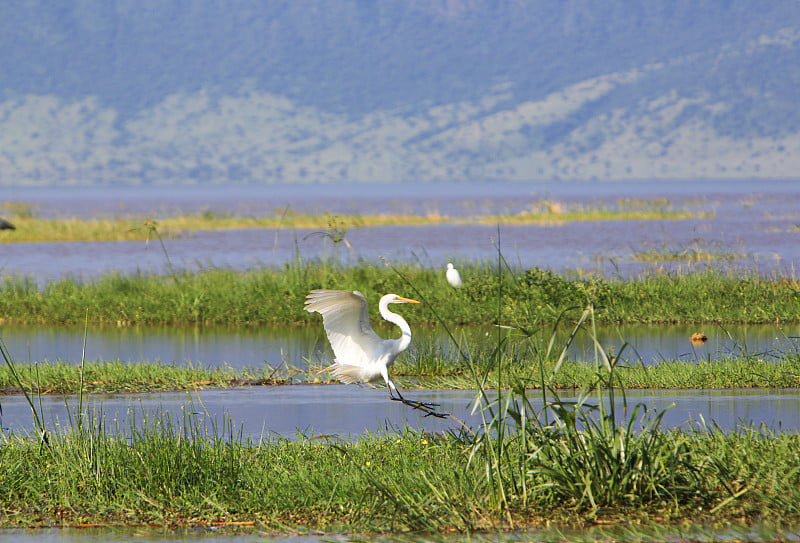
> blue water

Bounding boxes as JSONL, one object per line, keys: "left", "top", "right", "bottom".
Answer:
{"left": 1, "top": 179, "right": 800, "bottom": 281}
{"left": 2, "top": 386, "right": 799, "bottom": 439}
{"left": 0, "top": 321, "right": 797, "bottom": 370}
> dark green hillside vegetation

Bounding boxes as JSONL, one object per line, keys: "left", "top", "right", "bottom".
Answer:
{"left": 0, "top": 263, "right": 798, "bottom": 326}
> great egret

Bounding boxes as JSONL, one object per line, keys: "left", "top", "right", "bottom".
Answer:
{"left": 304, "top": 289, "right": 447, "bottom": 418}
{"left": 446, "top": 263, "right": 462, "bottom": 287}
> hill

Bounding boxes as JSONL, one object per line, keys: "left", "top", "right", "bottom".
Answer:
{"left": 1, "top": 1, "right": 799, "bottom": 185}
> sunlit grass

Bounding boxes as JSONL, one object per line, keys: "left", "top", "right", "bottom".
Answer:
{"left": 1, "top": 263, "right": 799, "bottom": 326}
{"left": 0, "top": 360, "right": 289, "bottom": 394}
{"left": 0, "top": 198, "right": 713, "bottom": 243}
{"left": 404, "top": 354, "right": 800, "bottom": 390}
{"left": 1, "top": 280, "right": 800, "bottom": 535}
{"left": 0, "top": 350, "right": 798, "bottom": 394}
{"left": 0, "top": 397, "right": 798, "bottom": 533}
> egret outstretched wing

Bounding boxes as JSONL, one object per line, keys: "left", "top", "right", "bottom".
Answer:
{"left": 304, "top": 289, "right": 384, "bottom": 368}
{"left": 304, "top": 288, "right": 448, "bottom": 418}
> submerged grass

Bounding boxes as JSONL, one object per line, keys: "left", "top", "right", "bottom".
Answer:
{"left": 1, "top": 263, "right": 800, "bottom": 326}
{"left": 630, "top": 238, "right": 747, "bottom": 262}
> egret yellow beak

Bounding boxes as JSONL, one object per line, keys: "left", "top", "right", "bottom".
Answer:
{"left": 395, "top": 296, "right": 420, "bottom": 304}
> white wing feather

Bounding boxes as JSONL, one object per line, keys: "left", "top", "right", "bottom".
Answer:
{"left": 304, "top": 289, "right": 386, "bottom": 370}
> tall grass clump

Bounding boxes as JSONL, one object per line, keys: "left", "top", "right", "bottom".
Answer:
{"left": 386, "top": 247, "right": 744, "bottom": 525}
{"left": 460, "top": 301, "right": 760, "bottom": 524}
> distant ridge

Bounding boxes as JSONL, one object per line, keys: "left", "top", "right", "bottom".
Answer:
{"left": 1, "top": 1, "right": 799, "bottom": 185}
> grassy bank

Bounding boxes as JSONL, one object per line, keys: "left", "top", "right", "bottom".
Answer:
{"left": 0, "top": 360, "right": 287, "bottom": 395}
{"left": 0, "top": 199, "right": 710, "bottom": 242}
{"left": 1, "top": 348, "right": 799, "bottom": 394}
{"left": 1, "top": 262, "right": 798, "bottom": 326}
{"left": 0, "top": 399, "right": 797, "bottom": 534}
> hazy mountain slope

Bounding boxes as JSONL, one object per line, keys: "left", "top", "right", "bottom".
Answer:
{"left": 1, "top": 1, "right": 798, "bottom": 185}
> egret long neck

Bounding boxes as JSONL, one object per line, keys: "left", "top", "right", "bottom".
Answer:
{"left": 379, "top": 300, "right": 412, "bottom": 353}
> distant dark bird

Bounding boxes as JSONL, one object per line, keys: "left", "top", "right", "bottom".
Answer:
{"left": 0, "top": 218, "right": 15, "bottom": 230}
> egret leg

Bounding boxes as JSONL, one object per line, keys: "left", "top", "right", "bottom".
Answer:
{"left": 389, "top": 386, "right": 449, "bottom": 419}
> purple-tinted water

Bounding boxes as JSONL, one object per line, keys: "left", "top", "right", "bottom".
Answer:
{"left": 1, "top": 385, "right": 798, "bottom": 438}
{"left": 1, "top": 180, "right": 799, "bottom": 281}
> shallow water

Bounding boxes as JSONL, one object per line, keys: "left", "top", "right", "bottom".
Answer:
{"left": 1, "top": 385, "right": 798, "bottom": 439}
{"left": 1, "top": 526, "right": 796, "bottom": 543}
{"left": 0, "top": 321, "right": 797, "bottom": 370}
{"left": 1, "top": 180, "right": 800, "bottom": 281}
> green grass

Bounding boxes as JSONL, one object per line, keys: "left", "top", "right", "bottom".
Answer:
{"left": 1, "top": 263, "right": 800, "bottom": 327}
{"left": 0, "top": 360, "right": 288, "bottom": 394}
{"left": 0, "top": 350, "right": 798, "bottom": 394}
{"left": 0, "top": 396, "right": 798, "bottom": 533}
{"left": 1, "top": 294, "right": 800, "bottom": 536}
{"left": 0, "top": 405, "right": 797, "bottom": 533}
{"left": 404, "top": 354, "right": 800, "bottom": 390}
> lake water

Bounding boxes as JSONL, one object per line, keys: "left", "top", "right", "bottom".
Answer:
{"left": 2, "top": 386, "right": 799, "bottom": 439}
{"left": 1, "top": 179, "right": 799, "bottom": 281}
{"left": 0, "top": 321, "right": 797, "bottom": 370}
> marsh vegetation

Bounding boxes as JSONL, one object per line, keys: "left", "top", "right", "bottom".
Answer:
{"left": 0, "top": 309, "right": 799, "bottom": 537}
{"left": 1, "top": 262, "right": 798, "bottom": 326}
{"left": 1, "top": 194, "right": 799, "bottom": 536}
{"left": 0, "top": 198, "right": 710, "bottom": 243}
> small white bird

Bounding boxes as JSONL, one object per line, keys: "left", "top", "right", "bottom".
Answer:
{"left": 304, "top": 289, "right": 446, "bottom": 417}
{"left": 446, "top": 263, "right": 463, "bottom": 288}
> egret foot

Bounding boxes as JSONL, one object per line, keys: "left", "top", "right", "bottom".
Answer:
{"left": 390, "top": 391, "right": 449, "bottom": 418}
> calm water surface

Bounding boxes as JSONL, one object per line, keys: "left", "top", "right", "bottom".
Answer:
{"left": 2, "top": 386, "right": 799, "bottom": 438}
{"left": 0, "top": 322, "right": 797, "bottom": 369}
{"left": 1, "top": 180, "right": 799, "bottom": 280}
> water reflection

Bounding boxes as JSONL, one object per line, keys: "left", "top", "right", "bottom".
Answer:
{"left": 1, "top": 386, "right": 799, "bottom": 439}
{"left": 0, "top": 322, "right": 797, "bottom": 369}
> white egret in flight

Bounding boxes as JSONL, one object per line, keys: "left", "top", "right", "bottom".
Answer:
{"left": 446, "top": 263, "right": 463, "bottom": 287}
{"left": 304, "top": 289, "right": 447, "bottom": 418}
